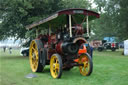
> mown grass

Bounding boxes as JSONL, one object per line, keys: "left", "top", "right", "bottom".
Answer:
{"left": 0, "top": 49, "right": 128, "bottom": 85}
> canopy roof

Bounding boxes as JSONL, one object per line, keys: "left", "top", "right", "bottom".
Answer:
{"left": 26, "top": 8, "right": 100, "bottom": 30}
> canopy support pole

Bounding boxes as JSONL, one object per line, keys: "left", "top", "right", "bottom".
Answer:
{"left": 86, "top": 15, "right": 89, "bottom": 37}
{"left": 69, "top": 15, "right": 72, "bottom": 37}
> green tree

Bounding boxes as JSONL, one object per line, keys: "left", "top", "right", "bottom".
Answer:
{"left": 62, "top": 0, "right": 91, "bottom": 9}
{"left": 0, "top": 0, "right": 91, "bottom": 40}
{"left": 0, "top": 0, "right": 64, "bottom": 40}
{"left": 117, "top": 0, "right": 128, "bottom": 40}
{"left": 93, "top": 0, "right": 128, "bottom": 40}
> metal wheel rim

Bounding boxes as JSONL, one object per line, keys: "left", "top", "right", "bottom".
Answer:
{"left": 29, "top": 40, "right": 39, "bottom": 72}
{"left": 78, "top": 54, "right": 90, "bottom": 76}
{"left": 50, "top": 55, "right": 60, "bottom": 78}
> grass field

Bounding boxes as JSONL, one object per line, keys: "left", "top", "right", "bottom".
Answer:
{"left": 0, "top": 49, "right": 128, "bottom": 85}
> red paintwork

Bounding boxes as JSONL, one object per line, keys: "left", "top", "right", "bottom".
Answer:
{"left": 26, "top": 8, "right": 100, "bottom": 30}
{"left": 111, "top": 43, "right": 115, "bottom": 48}
{"left": 56, "top": 41, "right": 63, "bottom": 54}
{"left": 58, "top": 8, "right": 100, "bottom": 18}
{"left": 74, "top": 57, "right": 88, "bottom": 63}
{"left": 47, "top": 35, "right": 57, "bottom": 60}
{"left": 34, "top": 8, "right": 98, "bottom": 64}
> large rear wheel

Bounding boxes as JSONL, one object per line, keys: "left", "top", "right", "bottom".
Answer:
{"left": 29, "top": 40, "right": 45, "bottom": 72}
{"left": 78, "top": 53, "right": 93, "bottom": 76}
{"left": 50, "top": 54, "right": 62, "bottom": 78}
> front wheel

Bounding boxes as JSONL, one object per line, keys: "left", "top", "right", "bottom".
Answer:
{"left": 78, "top": 53, "right": 93, "bottom": 76}
{"left": 50, "top": 54, "right": 63, "bottom": 78}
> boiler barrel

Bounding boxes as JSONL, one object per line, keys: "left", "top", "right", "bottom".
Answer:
{"left": 56, "top": 42, "right": 79, "bottom": 55}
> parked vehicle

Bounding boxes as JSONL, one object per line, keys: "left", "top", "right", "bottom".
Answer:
{"left": 98, "top": 38, "right": 119, "bottom": 52}
{"left": 119, "top": 42, "right": 124, "bottom": 48}
{"left": 26, "top": 8, "right": 100, "bottom": 78}
{"left": 20, "top": 47, "right": 29, "bottom": 56}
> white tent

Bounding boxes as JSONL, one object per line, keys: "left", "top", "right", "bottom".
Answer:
{"left": 124, "top": 40, "right": 128, "bottom": 56}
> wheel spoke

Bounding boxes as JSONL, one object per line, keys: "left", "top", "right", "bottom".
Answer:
{"left": 33, "top": 63, "right": 36, "bottom": 69}
{"left": 56, "top": 59, "right": 58, "bottom": 63}
{"left": 32, "top": 47, "right": 35, "bottom": 51}
{"left": 84, "top": 62, "right": 88, "bottom": 68}
{"left": 78, "top": 54, "right": 93, "bottom": 76}
{"left": 87, "top": 63, "right": 90, "bottom": 70}
{"left": 54, "top": 69, "right": 57, "bottom": 74}
{"left": 55, "top": 63, "right": 59, "bottom": 70}
{"left": 54, "top": 58, "right": 57, "bottom": 63}
{"left": 34, "top": 50, "right": 38, "bottom": 56}
{"left": 34, "top": 59, "right": 38, "bottom": 65}
{"left": 53, "top": 67, "right": 55, "bottom": 71}
{"left": 32, "top": 58, "right": 35, "bottom": 64}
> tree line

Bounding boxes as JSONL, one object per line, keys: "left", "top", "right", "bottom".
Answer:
{"left": 0, "top": 0, "right": 127, "bottom": 41}
{"left": 93, "top": 0, "right": 128, "bottom": 41}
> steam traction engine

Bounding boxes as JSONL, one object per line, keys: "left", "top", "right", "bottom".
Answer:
{"left": 26, "top": 9, "right": 100, "bottom": 78}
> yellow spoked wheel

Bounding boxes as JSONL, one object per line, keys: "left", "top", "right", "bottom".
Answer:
{"left": 29, "top": 40, "right": 44, "bottom": 72}
{"left": 50, "top": 54, "right": 62, "bottom": 78}
{"left": 78, "top": 53, "right": 93, "bottom": 76}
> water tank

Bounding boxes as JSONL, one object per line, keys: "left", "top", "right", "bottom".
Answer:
{"left": 124, "top": 40, "right": 128, "bottom": 56}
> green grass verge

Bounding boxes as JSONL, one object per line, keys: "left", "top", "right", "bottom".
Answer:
{"left": 0, "top": 49, "right": 128, "bottom": 85}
